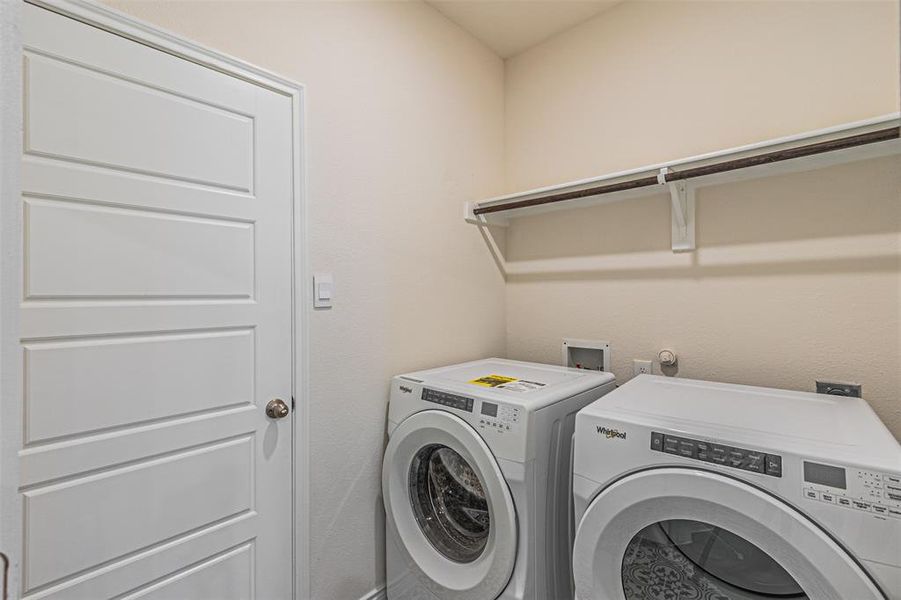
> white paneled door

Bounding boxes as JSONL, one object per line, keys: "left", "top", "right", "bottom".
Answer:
{"left": 18, "top": 4, "right": 296, "bottom": 598}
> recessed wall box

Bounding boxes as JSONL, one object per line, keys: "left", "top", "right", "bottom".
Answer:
{"left": 562, "top": 339, "right": 611, "bottom": 372}
{"left": 816, "top": 380, "right": 862, "bottom": 398}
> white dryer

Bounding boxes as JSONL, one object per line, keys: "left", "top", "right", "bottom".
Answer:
{"left": 572, "top": 375, "right": 901, "bottom": 600}
{"left": 382, "top": 358, "right": 616, "bottom": 600}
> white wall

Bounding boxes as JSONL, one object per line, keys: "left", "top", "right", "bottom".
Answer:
{"left": 503, "top": 1, "right": 901, "bottom": 437}
{"left": 105, "top": 2, "right": 506, "bottom": 598}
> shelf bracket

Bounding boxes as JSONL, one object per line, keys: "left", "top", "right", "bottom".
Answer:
{"left": 660, "top": 169, "right": 695, "bottom": 252}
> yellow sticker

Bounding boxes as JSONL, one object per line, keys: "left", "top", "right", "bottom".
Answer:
{"left": 469, "top": 374, "right": 518, "bottom": 388}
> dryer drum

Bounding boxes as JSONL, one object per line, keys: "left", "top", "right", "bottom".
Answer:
{"left": 622, "top": 519, "right": 807, "bottom": 599}
{"left": 409, "top": 444, "right": 490, "bottom": 564}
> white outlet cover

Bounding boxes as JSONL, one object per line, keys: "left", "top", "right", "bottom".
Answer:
{"left": 633, "top": 359, "right": 652, "bottom": 376}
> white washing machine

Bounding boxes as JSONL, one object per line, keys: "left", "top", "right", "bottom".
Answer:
{"left": 382, "top": 358, "right": 616, "bottom": 600}
{"left": 572, "top": 375, "right": 901, "bottom": 600}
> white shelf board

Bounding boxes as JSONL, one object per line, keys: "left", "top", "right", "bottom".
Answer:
{"left": 466, "top": 113, "right": 900, "bottom": 225}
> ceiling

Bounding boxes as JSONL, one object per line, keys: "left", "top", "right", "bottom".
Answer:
{"left": 426, "top": 0, "right": 622, "bottom": 58}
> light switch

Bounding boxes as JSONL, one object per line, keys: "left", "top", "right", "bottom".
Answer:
{"left": 313, "top": 273, "right": 334, "bottom": 308}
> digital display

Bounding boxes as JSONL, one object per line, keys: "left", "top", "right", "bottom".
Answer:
{"left": 804, "top": 461, "right": 846, "bottom": 490}
{"left": 481, "top": 402, "right": 498, "bottom": 417}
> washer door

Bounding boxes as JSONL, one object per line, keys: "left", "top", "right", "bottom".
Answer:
{"left": 383, "top": 410, "right": 517, "bottom": 600}
{"left": 573, "top": 468, "right": 885, "bottom": 600}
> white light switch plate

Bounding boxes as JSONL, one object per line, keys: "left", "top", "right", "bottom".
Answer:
{"left": 313, "top": 273, "right": 334, "bottom": 308}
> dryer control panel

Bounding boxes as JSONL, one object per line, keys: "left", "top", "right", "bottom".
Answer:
{"left": 802, "top": 461, "right": 901, "bottom": 520}
{"left": 650, "top": 431, "right": 783, "bottom": 477}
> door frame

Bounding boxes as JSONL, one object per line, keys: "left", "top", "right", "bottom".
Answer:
{"left": 0, "top": 1, "right": 311, "bottom": 598}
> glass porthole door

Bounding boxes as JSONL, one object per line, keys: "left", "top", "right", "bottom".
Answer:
{"left": 622, "top": 519, "right": 807, "bottom": 599}
{"left": 573, "top": 468, "right": 885, "bottom": 600}
{"left": 409, "top": 444, "right": 490, "bottom": 563}
{"left": 382, "top": 409, "right": 517, "bottom": 600}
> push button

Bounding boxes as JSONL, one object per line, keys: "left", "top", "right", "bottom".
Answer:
{"left": 694, "top": 441, "right": 709, "bottom": 461}
{"left": 663, "top": 436, "right": 680, "bottom": 455}
{"left": 883, "top": 490, "right": 901, "bottom": 503}
{"left": 650, "top": 432, "right": 665, "bottom": 452}
{"left": 803, "top": 488, "right": 819, "bottom": 501}
{"left": 837, "top": 497, "right": 852, "bottom": 507}
{"left": 820, "top": 492, "right": 836, "bottom": 503}
{"left": 873, "top": 504, "right": 888, "bottom": 515}
{"left": 765, "top": 455, "right": 782, "bottom": 477}
{"left": 678, "top": 441, "right": 695, "bottom": 458}
{"left": 745, "top": 452, "right": 766, "bottom": 473}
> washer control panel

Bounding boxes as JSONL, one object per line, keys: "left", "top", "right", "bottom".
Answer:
{"left": 802, "top": 461, "right": 901, "bottom": 519}
{"left": 422, "top": 388, "right": 473, "bottom": 413}
{"left": 650, "top": 431, "right": 783, "bottom": 477}
{"left": 477, "top": 400, "right": 521, "bottom": 434}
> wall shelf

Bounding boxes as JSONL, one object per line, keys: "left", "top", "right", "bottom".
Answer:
{"left": 465, "top": 114, "right": 900, "bottom": 253}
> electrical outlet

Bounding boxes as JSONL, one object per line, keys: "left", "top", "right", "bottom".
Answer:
{"left": 633, "top": 359, "right": 652, "bottom": 377}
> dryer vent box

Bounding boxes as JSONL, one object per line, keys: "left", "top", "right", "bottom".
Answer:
{"left": 562, "top": 339, "right": 611, "bottom": 372}
{"left": 816, "top": 380, "right": 862, "bottom": 398}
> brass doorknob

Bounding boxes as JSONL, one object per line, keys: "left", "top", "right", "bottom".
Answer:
{"left": 266, "top": 398, "right": 290, "bottom": 419}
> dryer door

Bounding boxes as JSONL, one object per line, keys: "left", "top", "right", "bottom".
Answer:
{"left": 383, "top": 409, "right": 517, "bottom": 600}
{"left": 573, "top": 468, "right": 885, "bottom": 600}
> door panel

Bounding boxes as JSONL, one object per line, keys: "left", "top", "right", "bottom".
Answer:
{"left": 20, "top": 4, "right": 293, "bottom": 599}
{"left": 24, "top": 198, "right": 254, "bottom": 299}
{"left": 120, "top": 543, "right": 254, "bottom": 600}
{"left": 24, "top": 437, "right": 253, "bottom": 590}
{"left": 24, "top": 328, "right": 254, "bottom": 443}
{"left": 24, "top": 52, "right": 254, "bottom": 192}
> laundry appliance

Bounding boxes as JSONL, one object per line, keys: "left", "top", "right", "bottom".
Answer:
{"left": 382, "top": 358, "right": 616, "bottom": 600}
{"left": 572, "top": 375, "right": 901, "bottom": 600}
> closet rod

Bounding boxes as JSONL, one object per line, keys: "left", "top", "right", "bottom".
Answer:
{"left": 473, "top": 126, "right": 900, "bottom": 216}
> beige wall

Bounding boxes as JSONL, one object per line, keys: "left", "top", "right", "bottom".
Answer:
{"left": 105, "top": 2, "right": 507, "bottom": 598}
{"left": 505, "top": 0, "right": 900, "bottom": 189}
{"left": 503, "top": 1, "right": 901, "bottom": 436}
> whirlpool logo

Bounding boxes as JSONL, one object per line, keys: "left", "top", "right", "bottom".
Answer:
{"left": 399, "top": 385, "right": 413, "bottom": 394}
{"left": 597, "top": 426, "right": 627, "bottom": 440}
